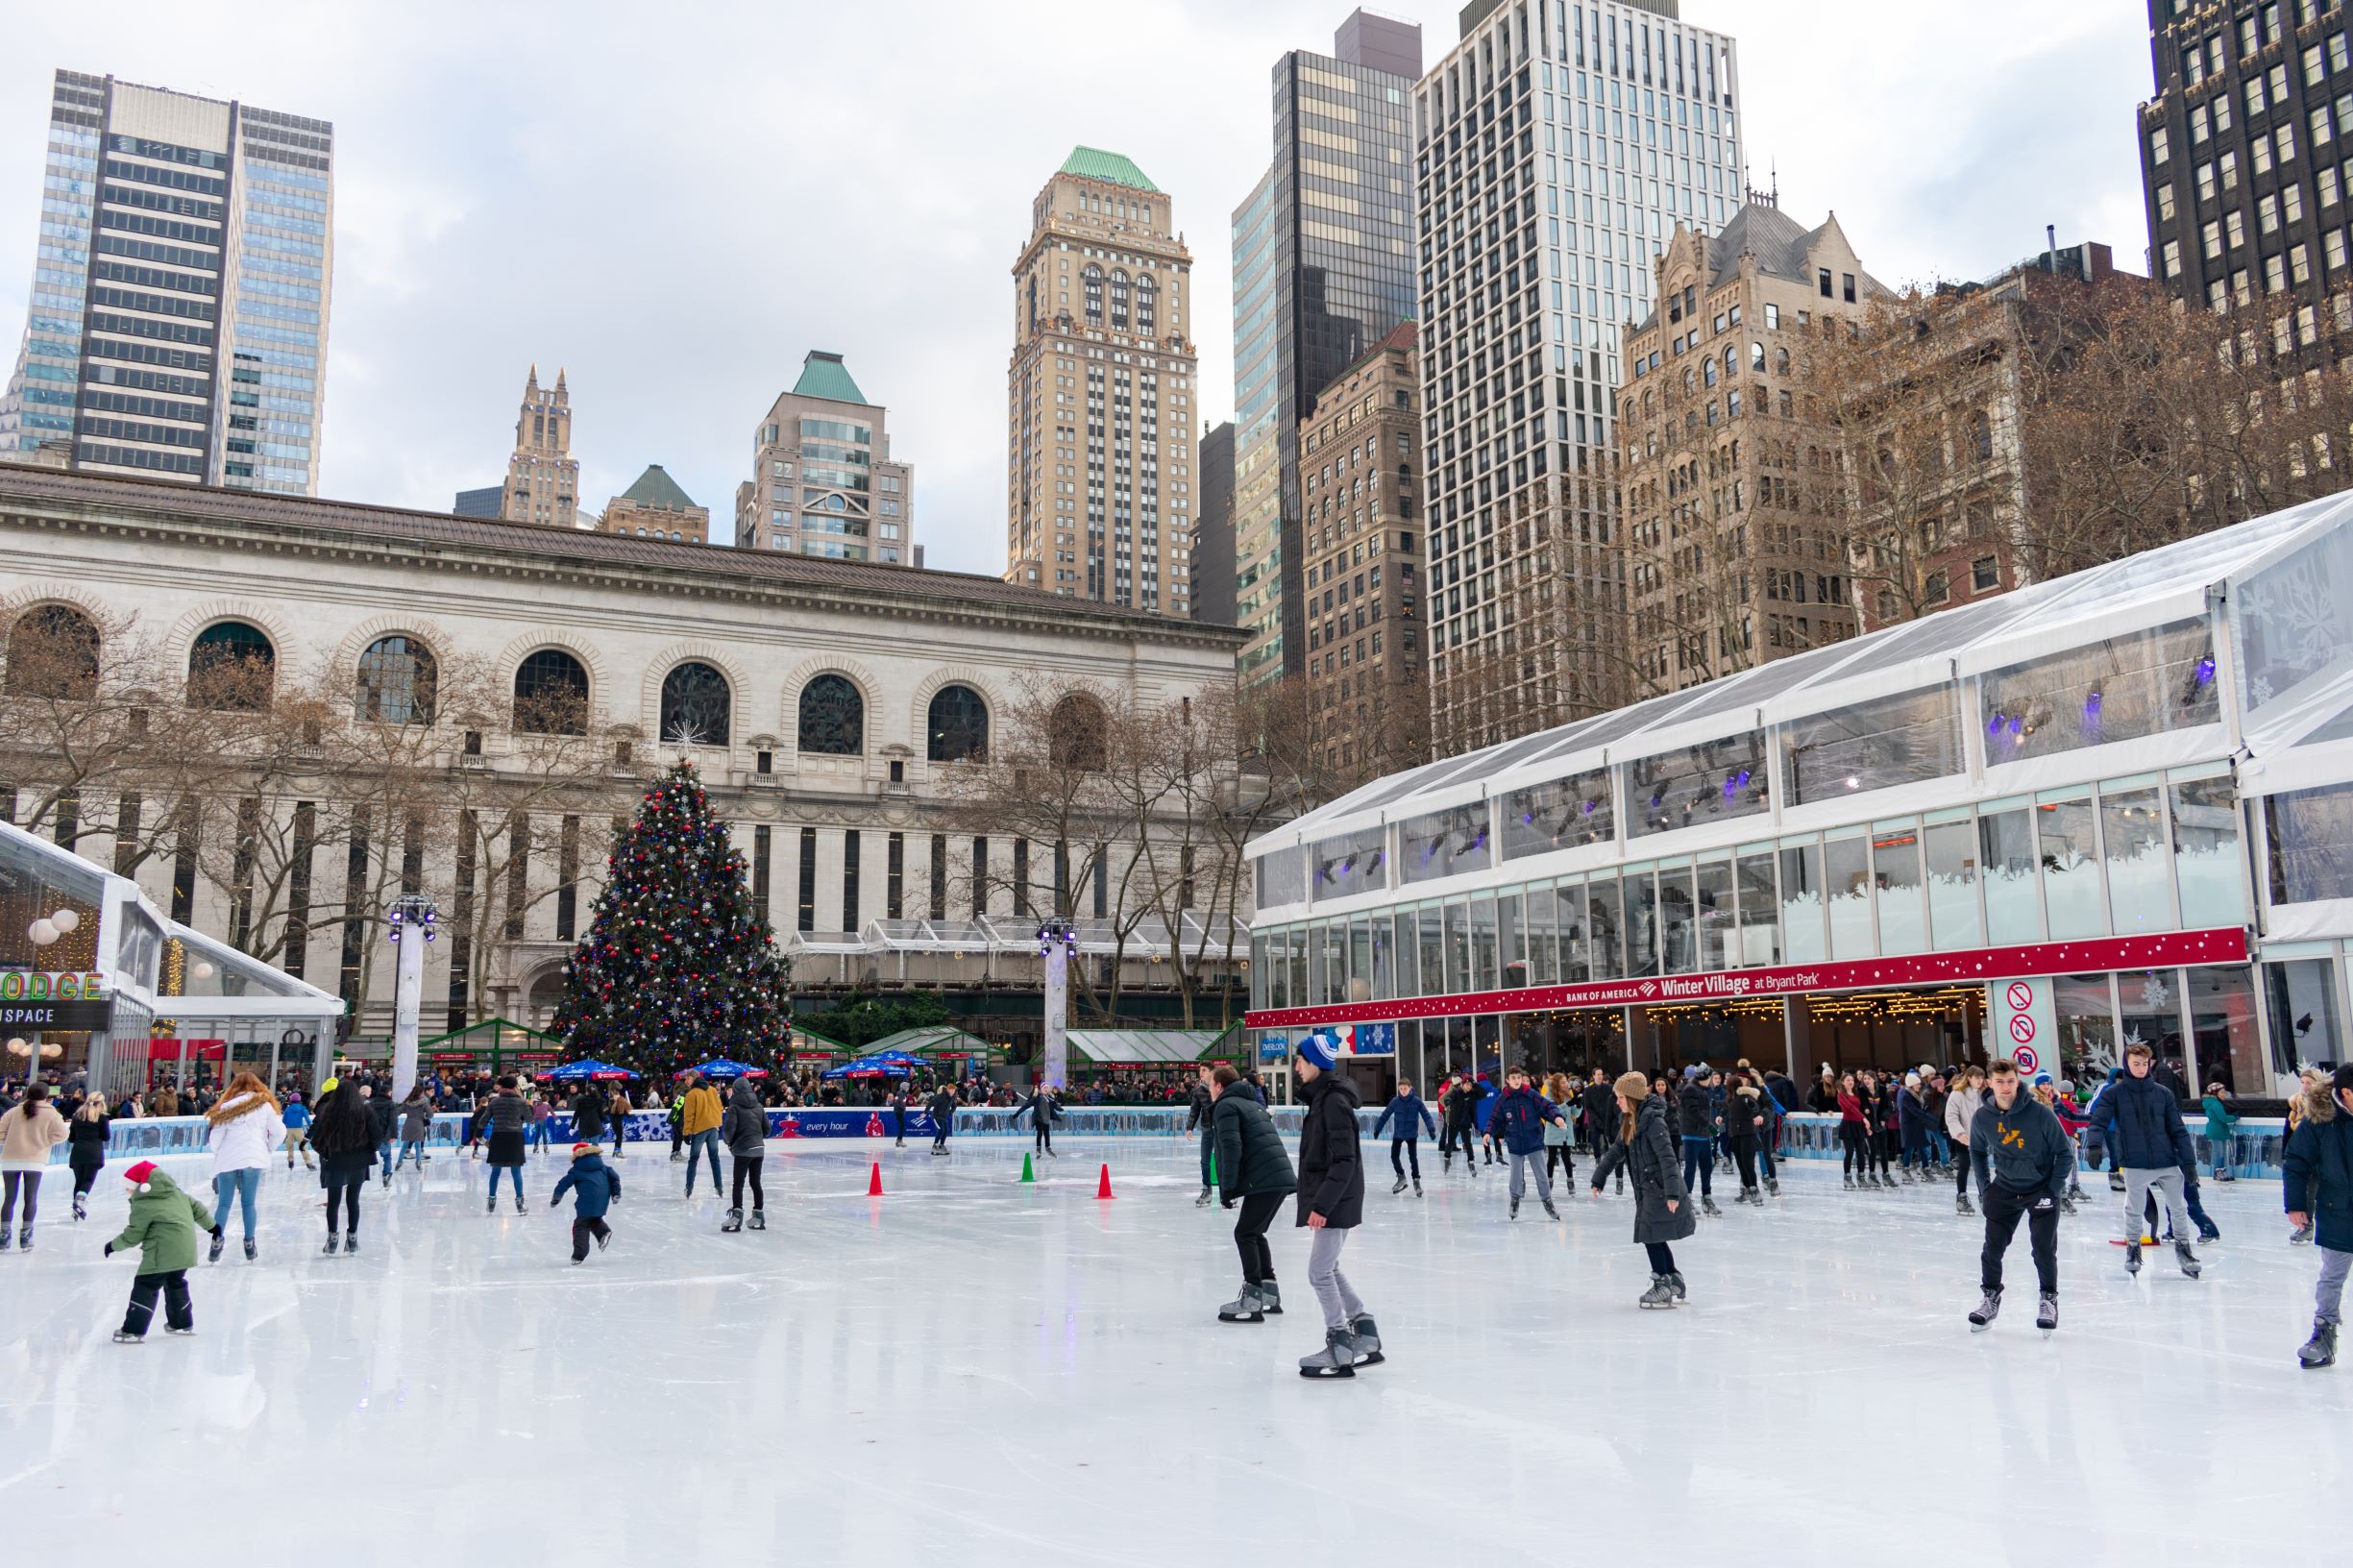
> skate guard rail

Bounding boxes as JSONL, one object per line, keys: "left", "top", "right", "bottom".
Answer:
{"left": 1773, "top": 1113, "right": 2288, "bottom": 1180}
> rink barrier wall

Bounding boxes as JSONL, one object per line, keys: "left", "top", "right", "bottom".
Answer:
{"left": 59, "top": 1110, "right": 2299, "bottom": 1178}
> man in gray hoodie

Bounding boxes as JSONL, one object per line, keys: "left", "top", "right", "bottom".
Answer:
{"left": 718, "top": 1077, "right": 769, "bottom": 1233}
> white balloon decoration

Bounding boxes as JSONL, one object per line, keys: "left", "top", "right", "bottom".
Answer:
{"left": 52, "top": 909, "right": 79, "bottom": 934}
{"left": 27, "top": 919, "right": 58, "bottom": 946}
{"left": 37, "top": 1042, "right": 59, "bottom": 1059}
{"left": 192, "top": 960, "right": 216, "bottom": 980}
{"left": 4, "top": 1038, "right": 26, "bottom": 1057}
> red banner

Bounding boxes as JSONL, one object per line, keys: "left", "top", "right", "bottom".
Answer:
{"left": 128, "top": 1038, "right": 227, "bottom": 1060}
{"left": 1244, "top": 927, "right": 2250, "bottom": 1030}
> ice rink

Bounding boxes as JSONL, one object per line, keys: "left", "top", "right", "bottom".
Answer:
{"left": 2, "top": 1134, "right": 2345, "bottom": 1562}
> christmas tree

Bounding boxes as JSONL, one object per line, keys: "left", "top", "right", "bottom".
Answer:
{"left": 551, "top": 760, "right": 792, "bottom": 1073}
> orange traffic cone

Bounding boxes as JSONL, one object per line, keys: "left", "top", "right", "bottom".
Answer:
{"left": 1095, "top": 1163, "right": 1115, "bottom": 1200}
{"left": 868, "top": 1160, "right": 884, "bottom": 1196}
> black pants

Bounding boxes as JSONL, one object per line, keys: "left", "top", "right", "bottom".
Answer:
{"left": 611, "top": 1118, "right": 625, "bottom": 1155}
{"left": 1875, "top": 1128, "right": 1898, "bottom": 1172}
{"left": 1233, "top": 1191, "right": 1285, "bottom": 1285}
{"left": 1956, "top": 1148, "right": 1973, "bottom": 1194}
{"left": 1585, "top": 1126, "right": 1613, "bottom": 1164}
{"left": 1644, "top": 1241, "right": 1678, "bottom": 1274}
{"left": 1442, "top": 1121, "right": 1472, "bottom": 1158}
{"left": 732, "top": 1155, "right": 764, "bottom": 1212}
{"left": 571, "top": 1215, "right": 611, "bottom": 1262}
{"left": 933, "top": 1128, "right": 949, "bottom": 1152}
{"left": 325, "top": 1180, "right": 361, "bottom": 1236}
{"left": 1732, "top": 1145, "right": 1758, "bottom": 1188}
{"left": 1839, "top": 1122, "right": 1869, "bottom": 1174}
{"left": 122, "top": 1269, "right": 192, "bottom": 1336}
{"left": 1980, "top": 1183, "right": 2059, "bottom": 1295}
{"left": 671, "top": 1122, "right": 684, "bottom": 1155}
{"left": 893, "top": 1109, "right": 905, "bottom": 1144}
{"left": 1545, "top": 1144, "right": 1575, "bottom": 1182}
{"left": 1, "top": 1170, "right": 41, "bottom": 1227}
{"left": 1034, "top": 1124, "right": 1053, "bottom": 1154}
{"left": 72, "top": 1159, "right": 103, "bottom": 1199}
{"left": 1390, "top": 1138, "right": 1421, "bottom": 1179}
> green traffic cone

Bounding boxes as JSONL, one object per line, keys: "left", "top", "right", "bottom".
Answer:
{"left": 1208, "top": 1150, "right": 1218, "bottom": 1187}
{"left": 1018, "top": 1151, "right": 1035, "bottom": 1184}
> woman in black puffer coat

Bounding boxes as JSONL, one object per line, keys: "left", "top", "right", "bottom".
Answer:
{"left": 308, "top": 1079, "right": 381, "bottom": 1255}
{"left": 1211, "top": 1064, "right": 1296, "bottom": 1322}
{"left": 1592, "top": 1069, "right": 1695, "bottom": 1311}
{"left": 478, "top": 1075, "right": 530, "bottom": 1214}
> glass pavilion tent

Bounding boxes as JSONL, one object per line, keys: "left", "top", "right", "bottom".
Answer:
{"left": 1245, "top": 490, "right": 2353, "bottom": 1102}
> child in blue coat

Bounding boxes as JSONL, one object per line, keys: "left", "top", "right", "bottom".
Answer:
{"left": 551, "top": 1141, "right": 621, "bottom": 1263}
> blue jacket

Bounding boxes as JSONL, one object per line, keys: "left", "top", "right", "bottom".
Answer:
{"left": 2283, "top": 1090, "right": 2353, "bottom": 1254}
{"left": 1488, "top": 1086, "right": 1564, "bottom": 1156}
{"left": 1898, "top": 1086, "right": 1934, "bottom": 1140}
{"left": 552, "top": 1152, "right": 620, "bottom": 1218}
{"left": 1373, "top": 1091, "right": 1437, "bottom": 1141}
{"left": 2089, "top": 1071, "right": 2194, "bottom": 1170}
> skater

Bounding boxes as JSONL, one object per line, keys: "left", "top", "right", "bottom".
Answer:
{"left": 1440, "top": 1073, "right": 1479, "bottom": 1175}
{"left": 1898, "top": 1071, "right": 1933, "bottom": 1180}
{"left": 1966, "top": 1058, "right": 2071, "bottom": 1334}
{"left": 1016, "top": 1081, "right": 1062, "bottom": 1157}
{"left": 479, "top": 1075, "right": 530, "bottom": 1214}
{"left": 2089, "top": 1043, "right": 2202, "bottom": 1280}
{"left": 568, "top": 1082, "right": 605, "bottom": 1155}
{"left": 679, "top": 1073, "right": 723, "bottom": 1195}
{"left": 1590, "top": 1070, "right": 1694, "bottom": 1309}
{"left": 1543, "top": 1092, "right": 1579, "bottom": 1188}
{"left": 527, "top": 1090, "right": 552, "bottom": 1155}
{"left": 1679, "top": 1066, "right": 1722, "bottom": 1216}
{"left": 608, "top": 1084, "right": 632, "bottom": 1157}
{"left": 395, "top": 1085, "right": 432, "bottom": 1169}
{"left": 1490, "top": 1067, "right": 1567, "bottom": 1220}
{"left": 1723, "top": 1079, "right": 1771, "bottom": 1204}
{"left": 103, "top": 1161, "right": 211, "bottom": 1342}
{"left": 1946, "top": 1066, "right": 1985, "bottom": 1213}
{"left": 0, "top": 1082, "right": 68, "bottom": 1251}
{"left": 668, "top": 1085, "right": 688, "bottom": 1161}
{"left": 203, "top": 1073, "right": 283, "bottom": 1262}
{"left": 926, "top": 1082, "right": 957, "bottom": 1155}
{"left": 720, "top": 1078, "right": 767, "bottom": 1232}
{"left": 1371, "top": 1077, "right": 1436, "bottom": 1196}
{"left": 67, "top": 1090, "right": 109, "bottom": 1220}
{"left": 1211, "top": 1063, "right": 1296, "bottom": 1323}
{"left": 1292, "top": 1036, "right": 1375, "bottom": 1377}
{"left": 2201, "top": 1084, "right": 2240, "bottom": 1181}
{"left": 1581, "top": 1069, "right": 1623, "bottom": 1190}
{"left": 1187, "top": 1063, "right": 1216, "bottom": 1203}
{"left": 551, "top": 1139, "right": 621, "bottom": 1262}
{"left": 308, "top": 1078, "right": 380, "bottom": 1256}
{"left": 2282, "top": 1064, "right": 2353, "bottom": 1368}
{"left": 366, "top": 1083, "right": 397, "bottom": 1180}
{"left": 2082, "top": 1066, "right": 2125, "bottom": 1190}
{"left": 282, "top": 1090, "right": 314, "bottom": 1170}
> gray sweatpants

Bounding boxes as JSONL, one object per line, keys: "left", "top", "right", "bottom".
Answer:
{"left": 1507, "top": 1149, "right": 1553, "bottom": 1203}
{"left": 2318, "top": 1246, "right": 2351, "bottom": 1324}
{"left": 2120, "top": 1166, "right": 2191, "bottom": 1245}
{"left": 1307, "top": 1225, "right": 1363, "bottom": 1331}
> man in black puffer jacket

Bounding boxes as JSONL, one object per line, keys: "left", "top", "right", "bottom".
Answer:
{"left": 1294, "top": 1037, "right": 1374, "bottom": 1379}
{"left": 2090, "top": 1043, "right": 2201, "bottom": 1279}
{"left": 1211, "top": 1064, "right": 1295, "bottom": 1322}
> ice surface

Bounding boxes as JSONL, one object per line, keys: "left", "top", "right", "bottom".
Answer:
{"left": 2, "top": 1139, "right": 2346, "bottom": 1562}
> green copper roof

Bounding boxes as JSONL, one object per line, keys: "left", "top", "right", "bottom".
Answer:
{"left": 618, "top": 463, "right": 698, "bottom": 511}
{"left": 1060, "top": 146, "right": 1159, "bottom": 193}
{"left": 791, "top": 351, "right": 869, "bottom": 405}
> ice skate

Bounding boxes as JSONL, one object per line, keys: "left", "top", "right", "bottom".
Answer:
{"left": 1197, "top": 1187, "right": 1213, "bottom": 1207}
{"left": 1968, "top": 1288, "right": 2002, "bottom": 1330}
{"left": 1542, "top": 1198, "right": 1560, "bottom": 1220}
{"left": 1638, "top": 1273, "right": 1677, "bottom": 1310}
{"left": 208, "top": 1230, "right": 225, "bottom": 1262}
{"left": 1389, "top": 1177, "right": 1407, "bottom": 1195}
{"left": 1669, "top": 1271, "right": 1687, "bottom": 1302}
{"left": 343, "top": 1234, "right": 357, "bottom": 1255}
{"left": 1613, "top": 1175, "right": 1624, "bottom": 1195}
{"left": 1508, "top": 1195, "right": 1521, "bottom": 1218}
{"left": 2060, "top": 1193, "right": 2077, "bottom": 1216}
{"left": 486, "top": 1191, "right": 498, "bottom": 1213}
{"left": 1298, "top": 1327, "right": 1358, "bottom": 1378}
{"left": 2125, "top": 1242, "right": 2142, "bottom": 1276}
{"left": 244, "top": 1238, "right": 257, "bottom": 1262}
{"left": 1764, "top": 1176, "right": 1780, "bottom": 1197}
{"left": 72, "top": 1193, "right": 86, "bottom": 1221}
{"left": 1900, "top": 1167, "right": 1915, "bottom": 1185}
{"left": 515, "top": 1192, "right": 527, "bottom": 1215}
{"left": 1738, "top": 1185, "right": 1761, "bottom": 1206}
{"left": 2174, "top": 1240, "right": 2202, "bottom": 1279}
{"left": 164, "top": 1325, "right": 196, "bottom": 1337}
{"left": 1844, "top": 1174, "right": 1855, "bottom": 1189}
{"left": 111, "top": 1331, "right": 142, "bottom": 1344}
{"left": 1957, "top": 1193, "right": 1974, "bottom": 1215}
{"left": 1412, "top": 1179, "right": 1423, "bottom": 1197}
{"left": 722, "top": 1208, "right": 743, "bottom": 1234}
{"left": 1217, "top": 1284, "right": 1266, "bottom": 1323}
{"left": 1347, "top": 1313, "right": 1384, "bottom": 1366}
{"left": 1441, "top": 1151, "right": 1453, "bottom": 1173}
{"left": 14, "top": 1226, "right": 30, "bottom": 1252}
{"left": 2298, "top": 1317, "right": 2339, "bottom": 1369}
{"left": 748, "top": 1210, "right": 766, "bottom": 1231}
{"left": 2036, "top": 1293, "right": 2059, "bottom": 1334}
{"left": 322, "top": 1235, "right": 340, "bottom": 1256}
{"left": 1701, "top": 1194, "right": 1722, "bottom": 1217}
{"left": 2197, "top": 1222, "right": 2220, "bottom": 1243}
{"left": 596, "top": 1228, "right": 610, "bottom": 1251}
{"left": 2108, "top": 1170, "right": 2126, "bottom": 1192}
{"left": 1258, "top": 1281, "right": 1282, "bottom": 1314}
{"left": 2292, "top": 1219, "right": 2315, "bottom": 1244}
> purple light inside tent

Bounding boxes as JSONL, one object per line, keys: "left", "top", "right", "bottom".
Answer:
{"left": 2195, "top": 656, "right": 2216, "bottom": 686}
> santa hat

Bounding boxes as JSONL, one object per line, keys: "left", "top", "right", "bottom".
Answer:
{"left": 123, "top": 1160, "right": 159, "bottom": 1191}
{"left": 572, "top": 1141, "right": 597, "bottom": 1156}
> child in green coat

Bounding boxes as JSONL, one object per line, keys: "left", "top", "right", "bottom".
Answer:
{"left": 104, "top": 1160, "right": 213, "bottom": 1342}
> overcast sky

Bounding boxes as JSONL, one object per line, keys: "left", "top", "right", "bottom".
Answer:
{"left": 0, "top": 1, "right": 2149, "bottom": 576}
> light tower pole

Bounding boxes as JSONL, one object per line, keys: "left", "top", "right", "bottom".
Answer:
{"left": 1037, "top": 918, "right": 1075, "bottom": 1090}
{"left": 386, "top": 894, "right": 438, "bottom": 1101}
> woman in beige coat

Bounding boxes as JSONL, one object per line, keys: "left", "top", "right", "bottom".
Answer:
{"left": 1, "top": 1082, "right": 70, "bottom": 1251}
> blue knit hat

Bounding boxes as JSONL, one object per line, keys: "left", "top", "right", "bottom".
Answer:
{"left": 1297, "top": 1032, "right": 1340, "bottom": 1072}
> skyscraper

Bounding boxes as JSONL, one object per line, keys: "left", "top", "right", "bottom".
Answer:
{"left": 736, "top": 351, "right": 914, "bottom": 564}
{"left": 1192, "top": 420, "right": 1238, "bottom": 625}
{"left": 1413, "top": 0, "right": 1740, "bottom": 747}
{"left": 0, "top": 69, "right": 334, "bottom": 493}
{"left": 499, "top": 365, "right": 579, "bottom": 527}
{"left": 1232, "top": 10, "right": 1425, "bottom": 683}
{"left": 1004, "top": 149, "right": 1199, "bottom": 613}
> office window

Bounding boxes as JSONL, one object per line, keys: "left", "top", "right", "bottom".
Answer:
{"left": 842, "top": 829, "right": 861, "bottom": 930}
{"left": 797, "top": 825, "right": 817, "bottom": 932}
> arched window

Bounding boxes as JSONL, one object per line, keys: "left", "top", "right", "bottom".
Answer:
{"left": 1775, "top": 347, "right": 1790, "bottom": 376}
{"left": 1750, "top": 340, "right": 1766, "bottom": 372}
{"left": 1110, "top": 270, "right": 1131, "bottom": 329}
{"left": 1134, "top": 274, "right": 1157, "bottom": 331}
{"left": 1970, "top": 409, "right": 1994, "bottom": 461}
{"left": 797, "top": 674, "right": 864, "bottom": 755}
{"left": 659, "top": 661, "right": 731, "bottom": 746}
{"left": 1083, "top": 265, "right": 1104, "bottom": 322}
{"left": 6, "top": 603, "right": 99, "bottom": 699}
{"left": 187, "top": 621, "right": 275, "bottom": 711}
{"left": 926, "top": 684, "right": 989, "bottom": 762}
{"left": 355, "top": 635, "right": 437, "bottom": 724}
{"left": 1048, "top": 693, "right": 1107, "bottom": 771}
{"left": 513, "top": 649, "right": 589, "bottom": 735}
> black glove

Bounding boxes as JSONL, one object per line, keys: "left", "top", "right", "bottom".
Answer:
{"left": 210, "top": 1225, "right": 223, "bottom": 1240}
{"left": 103, "top": 1241, "right": 114, "bottom": 1257}
{"left": 549, "top": 1197, "right": 559, "bottom": 1209}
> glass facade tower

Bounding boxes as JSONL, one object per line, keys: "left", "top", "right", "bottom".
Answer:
{"left": 1232, "top": 13, "right": 1425, "bottom": 683}
{"left": 0, "top": 70, "right": 333, "bottom": 494}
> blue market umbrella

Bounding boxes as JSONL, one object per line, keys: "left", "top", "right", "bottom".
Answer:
{"left": 676, "top": 1059, "right": 767, "bottom": 1080}
{"left": 821, "top": 1048, "right": 925, "bottom": 1081}
{"left": 539, "top": 1059, "right": 640, "bottom": 1082}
